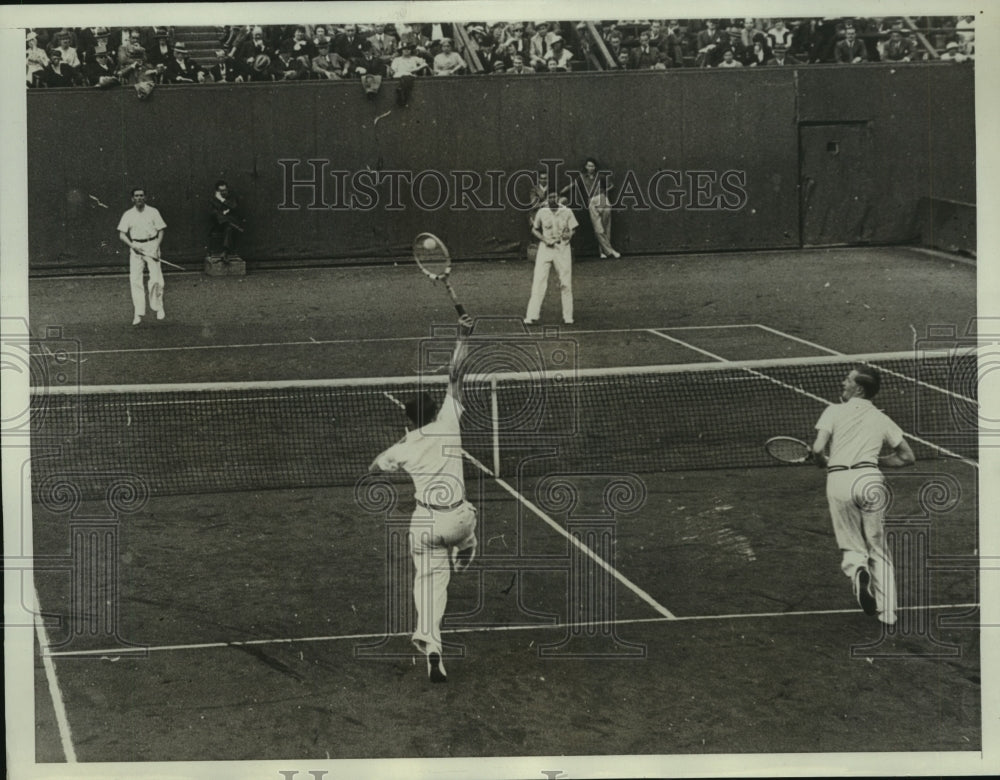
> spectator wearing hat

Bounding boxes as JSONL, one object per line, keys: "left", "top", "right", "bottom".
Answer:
{"left": 146, "top": 29, "right": 174, "bottom": 68}
{"left": 389, "top": 41, "right": 429, "bottom": 106}
{"left": 507, "top": 30, "right": 532, "bottom": 67}
{"left": 26, "top": 31, "right": 49, "bottom": 87}
{"left": 940, "top": 40, "right": 971, "bottom": 62}
{"left": 467, "top": 25, "right": 497, "bottom": 70}
{"left": 529, "top": 22, "right": 556, "bottom": 69}
{"left": 53, "top": 29, "right": 82, "bottom": 69}
{"left": 432, "top": 38, "right": 466, "bottom": 76}
{"left": 881, "top": 27, "right": 913, "bottom": 62}
{"left": 164, "top": 42, "right": 206, "bottom": 83}
{"left": 834, "top": 26, "right": 868, "bottom": 63}
{"left": 721, "top": 26, "right": 749, "bottom": 64}
{"left": 271, "top": 41, "right": 311, "bottom": 80}
{"left": 695, "top": 19, "right": 726, "bottom": 67}
{"left": 367, "top": 23, "right": 398, "bottom": 64}
{"left": 207, "top": 49, "right": 246, "bottom": 83}
{"left": 767, "top": 43, "right": 801, "bottom": 66}
{"left": 629, "top": 30, "right": 660, "bottom": 69}
{"left": 313, "top": 36, "right": 351, "bottom": 79}
{"left": 544, "top": 35, "right": 573, "bottom": 71}
{"left": 39, "top": 48, "right": 83, "bottom": 87}
{"left": 85, "top": 41, "right": 119, "bottom": 87}
{"left": 501, "top": 22, "right": 529, "bottom": 53}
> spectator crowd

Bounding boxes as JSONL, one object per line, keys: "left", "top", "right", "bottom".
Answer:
{"left": 26, "top": 17, "right": 975, "bottom": 89}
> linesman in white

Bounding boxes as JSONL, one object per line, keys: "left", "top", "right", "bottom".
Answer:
{"left": 370, "top": 315, "right": 477, "bottom": 682}
{"left": 524, "top": 189, "right": 578, "bottom": 325}
{"left": 811, "top": 365, "right": 914, "bottom": 626}
{"left": 117, "top": 187, "right": 167, "bottom": 325}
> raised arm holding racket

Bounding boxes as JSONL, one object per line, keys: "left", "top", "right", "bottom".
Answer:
{"left": 368, "top": 274, "right": 476, "bottom": 682}
{"left": 116, "top": 186, "right": 168, "bottom": 325}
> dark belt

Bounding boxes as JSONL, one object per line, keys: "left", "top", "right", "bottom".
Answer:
{"left": 132, "top": 236, "right": 156, "bottom": 242}
{"left": 827, "top": 462, "right": 878, "bottom": 473}
{"left": 415, "top": 498, "right": 465, "bottom": 511}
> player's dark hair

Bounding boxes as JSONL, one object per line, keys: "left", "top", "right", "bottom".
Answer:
{"left": 853, "top": 364, "right": 881, "bottom": 398}
{"left": 215, "top": 179, "right": 228, "bottom": 189}
{"left": 584, "top": 156, "right": 600, "bottom": 170}
{"left": 130, "top": 186, "right": 145, "bottom": 197}
{"left": 405, "top": 392, "right": 438, "bottom": 428}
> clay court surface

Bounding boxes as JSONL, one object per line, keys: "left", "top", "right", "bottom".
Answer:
{"left": 26, "top": 246, "right": 981, "bottom": 763}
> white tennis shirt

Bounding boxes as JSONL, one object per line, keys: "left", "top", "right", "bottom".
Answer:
{"left": 533, "top": 204, "right": 578, "bottom": 244}
{"left": 815, "top": 397, "right": 904, "bottom": 469}
{"left": 375, "top": 393, "right": 466, "bottom": 506}
{"left": 117, "top": 205, "right": 166, "bottom": 242}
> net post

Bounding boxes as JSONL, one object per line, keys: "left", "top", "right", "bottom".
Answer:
{"left": 490, "top": 376, "right": 500, "bottom": 478}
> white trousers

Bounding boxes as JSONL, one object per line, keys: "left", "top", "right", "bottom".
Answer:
{"left": 826, "top": 470, "right": 896, "bottom": 623}
{"left": 525, "top": 242, "right": 573, "bottom": 322}
{"left": 588, "top": 194, "right": 617, "bottom": 256}
{"left": 129, "top": 247, "right": 165, "bottom": 316}
{"left": 409, "top": 501, "right": 477, "bottom": 656}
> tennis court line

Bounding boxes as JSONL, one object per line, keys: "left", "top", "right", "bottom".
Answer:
{"left": 34, "top": 584, "right": 77, "bottom": 762}
{"left": 35, "top": 324, "right": 756, "bottom": 357}
{"left": 44, "top": 601, "right": 980, "bottom": 658}
{"left": 646, "top": 330, "right": 833, "bottom": 405}
{"left": 379, "top": 389, "right": 677, "bottom": 621}
{"left": 460, "top": 448, "right": 677, "bottom": 620}
{"left": 750, "top": 323, "right": 976, "bottom": 405}
{"left": 647, "top": 329, "right": 979, "bottom": 469}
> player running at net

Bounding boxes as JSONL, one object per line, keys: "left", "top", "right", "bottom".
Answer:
{"left": 811, "top": 365, "right": 914, "bottom": 626}
{"left": 369, "top": 314, "right": 477, "bottom": 683}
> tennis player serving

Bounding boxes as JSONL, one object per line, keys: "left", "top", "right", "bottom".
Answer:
{"left": 811, "top": 365, "right": 914, "bottom": 626}
{"left": 369, "top": 313, "right": 477, "bottom": 683}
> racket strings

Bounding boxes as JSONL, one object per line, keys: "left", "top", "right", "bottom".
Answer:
{"left": 765, "top": 437, "right": 811, "bottom": 463}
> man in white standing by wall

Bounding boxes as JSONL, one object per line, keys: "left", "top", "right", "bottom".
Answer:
{"left": 117, "top": 187, "right": 167, "bottom": 325}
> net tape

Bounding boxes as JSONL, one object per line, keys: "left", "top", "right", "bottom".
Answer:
{"left": 29, "top": 351, "right": 977, "bottom": 498}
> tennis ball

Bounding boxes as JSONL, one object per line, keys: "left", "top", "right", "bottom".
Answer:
{"left": 423, "top": 237, "right": 436, "bottom": 250}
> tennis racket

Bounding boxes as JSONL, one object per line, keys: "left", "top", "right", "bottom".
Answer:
{"left": 764, "top": 436, "right": 813, "bottom": 464}
{"left": 413, "top": 233, "right": 465, "bottom": 317}
{"left": 135, "top": 246, "right": 185, "bottom": 271}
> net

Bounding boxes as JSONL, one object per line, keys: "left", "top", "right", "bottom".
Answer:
{"left": 29, "top": 350, "right": 977, "bottom": 499}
